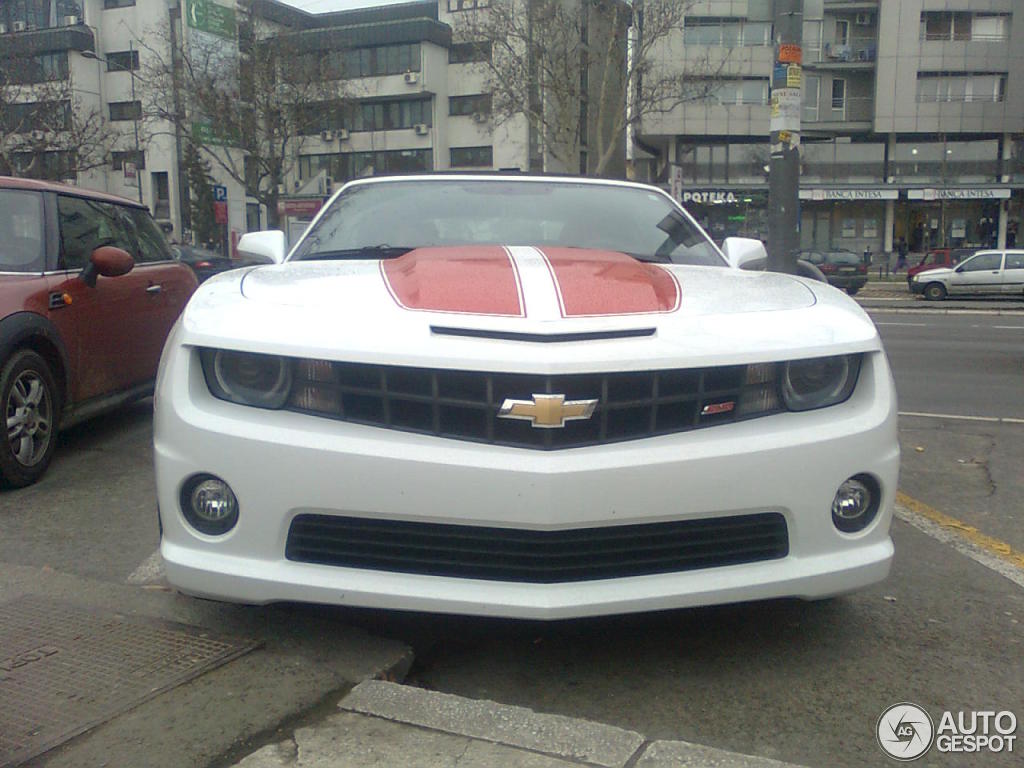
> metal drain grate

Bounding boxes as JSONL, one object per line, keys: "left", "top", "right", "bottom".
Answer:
{"left": 0, "top": 596, "right": 260, "bottom": 767}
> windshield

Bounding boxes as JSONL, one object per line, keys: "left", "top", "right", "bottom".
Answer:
{"left": 289, "top": 179, "right": 725, "bottom": 266}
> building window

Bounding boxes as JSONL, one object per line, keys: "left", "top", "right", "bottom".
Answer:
{"left": 110, "top": 150, "right": 145, "bottom": 171}
{"left": 920, "top": 12, "right": 1007, "bottom": 42}
{"left": 299, "top": 149, "right": 432, "bottom": 182}
{"left": 831, "top": 79, "right": 846, "bottom": 110}
{"left": 683, "top": 18, "right": 772, "bottom": 46}
{"left": 916, "top": 73, "right": 1007, "bottom": 103}
{"left": 0, "top": 52, "right": 69, "bottom": 84}
{"left": 700, "top": 79, "right": 769, "bottom": 106}
{"left": 449, "top": 94, "right": 491, "bottom": 116}
{"left": 334, "top": 43, "right": 421, "bottom": 79}
{"left": 450, "top": 146, "right": 493, "bottom": 167}
{"left": 1, "top": 101, "right": 71, "bottom": 132}
{"left": 103, "top": 0, "right": 135, "bottom": 8}
{"left": 802, "top": 75, "right": 820, "bottom": 122}
{"left": 449, "top": 41, "right": 492, "bottom": 64}
{"left": 834, "top": 19, "right": 849, "bottom": 46}
{"left": 109, "top": 101, "right": 141, "bottom": 121}
{"left": 448, "top": 0, "right": 488, "bottom": 10}
{"left": 351, "top": 98, "right": 432, "bottom": 132}
{"left": 106, "top": 50, "right": 139, "bottom": 72}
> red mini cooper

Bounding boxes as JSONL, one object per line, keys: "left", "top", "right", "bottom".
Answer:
{"left": 0, "top": 177, "right": 197, "bottom": 487}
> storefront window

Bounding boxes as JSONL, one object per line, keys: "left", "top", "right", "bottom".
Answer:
{"left": 801, "top": 139, "right": 884, "bottom": 183}
{"left": 892, "top": 139, "right": 998, "bottom": 182}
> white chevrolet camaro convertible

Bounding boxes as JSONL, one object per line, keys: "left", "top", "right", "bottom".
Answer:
{"left": 153, "top": 175, "right": 899, "bottom": 619}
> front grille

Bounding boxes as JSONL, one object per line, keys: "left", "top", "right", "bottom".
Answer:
{"left": 286, "top": 513, "right": 789, "bottom": 583}
{"left": 287, "top": 362, "right": 773, "bottom": 449}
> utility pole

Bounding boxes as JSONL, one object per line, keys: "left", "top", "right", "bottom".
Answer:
{"left": 767, "top": 0, "right": 803, "bottom": 273}
{"left": 129, "top": 39, "right": 143, "bottom": 204}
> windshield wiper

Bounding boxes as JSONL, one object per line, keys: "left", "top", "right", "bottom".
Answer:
{"left": 298, "top": 245, "right": 413, "bottom": 261}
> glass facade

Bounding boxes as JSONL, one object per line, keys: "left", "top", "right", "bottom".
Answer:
{"left": 801, "top": 139, "right": 885, "bottom": 183}
{"left": 892, "top": 139, "right": 999, "bottom": 183}
{"left": 299, "top": 149, "right": 432, "bottom": 182}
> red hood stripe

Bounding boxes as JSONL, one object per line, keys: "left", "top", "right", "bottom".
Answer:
{"left": 381, "top": 247, "right": 525, "bottom": 316}
{"left": 539, "top": 247, "right": 681, "bottom": 317}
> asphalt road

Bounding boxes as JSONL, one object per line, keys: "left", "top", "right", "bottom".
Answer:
{"left": 1, "top": 308, "right": 1022, "bottom": 768}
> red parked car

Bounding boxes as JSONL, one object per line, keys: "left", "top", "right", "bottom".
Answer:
{"left": 906, "top": 247, "right": 976, "bottom": 287}
{"left": 0, "top": 177, "right": 197, "bottom": 487}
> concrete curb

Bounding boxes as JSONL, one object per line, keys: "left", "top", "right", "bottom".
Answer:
{"left": 322, "top": 680, "right": 812, "bottom": 768}
{"left": 340, "top": 680, "right": 644, "bottom": 768}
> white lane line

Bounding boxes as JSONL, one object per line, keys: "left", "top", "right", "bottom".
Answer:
{"left": 874, "top": 322, "right": 928, "bottom": 327}
{"left": 127, "top": 549, "right": 165, "bottom": 585}
{"left": 993, "top": 325, "right": 1024, "bottom": 330}
{"left": 899, "top": 411, "right": 1024, "bottom": 425}
{"left": 895, "top": 505, "right": 1024, "bottom": 591}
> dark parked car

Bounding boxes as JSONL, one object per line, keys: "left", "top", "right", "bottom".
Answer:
{"left": 794, "top": 248, "right": 868, "bottom": 295}
{"left": 0, "top": 177, "right": 197, "bottom": 487}
{"left": 905, "top": 247, "right": 975, "bottom": 287}
{"left": 170, "top": 244, "right": 237, "bottom": 283}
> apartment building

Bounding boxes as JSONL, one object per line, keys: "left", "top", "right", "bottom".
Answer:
{"left": 639, "top": 0, "right": 1023, "bottom": 254}
{"left": 2, "top": 0, "right": 620, "bottom": 246}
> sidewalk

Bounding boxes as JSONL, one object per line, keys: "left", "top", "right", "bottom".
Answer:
{"left": 233, "top": 680, "right": 808, "bottom": 768}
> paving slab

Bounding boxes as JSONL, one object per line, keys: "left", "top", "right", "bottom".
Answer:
{"left": 636, "top": 740, "right": 809, "bottom": 768}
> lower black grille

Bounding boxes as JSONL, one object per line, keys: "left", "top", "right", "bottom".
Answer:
{"left": 285, "top": 513, "right": 789, "bottom": 583}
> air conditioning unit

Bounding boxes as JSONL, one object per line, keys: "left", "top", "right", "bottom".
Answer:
{"left": 413, "top": 123, "right": 429, "bottom": 136}
{"left": 0, "top": 23, "right": 8, "bottom": 34}
{"left": 62, "top": 15, "right": 79, "bottom": 26}
{"left": 320, "top": 130, "right": 335, "bottom": 142}
{"left": 337, "top": 128, "right": 350, "bottom": 141}
{"left": 472, "top": 112, "right": 488, "bottom": 124}
{"left": 855, "top": 12, "right": 873, "bottom": 26}
{"left": 404, "top": 71, "right": 419, "bottom": 85}
{"left": 13, "top": 20, "right": 28, "bottom": 32}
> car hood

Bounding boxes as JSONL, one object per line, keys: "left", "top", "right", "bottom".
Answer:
{"left": 914, "top": 267, "right": 954, "bottom": 279}
{"left": 181, "top": 246, "right": 881, "bottom": 371}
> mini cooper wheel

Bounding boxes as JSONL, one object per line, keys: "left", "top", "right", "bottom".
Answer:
{"left": 1, "top": 350, "right": 59, "bottom": 488}
{"left": 923, "top": 282, "right": 947, "bottom": 301}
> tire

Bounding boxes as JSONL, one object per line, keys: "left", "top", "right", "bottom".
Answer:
{"left": 923, "top": 282, "right": 947, "bottom": 301}
{"left": 846, "top": 286, "right": 860, "bottom": 296}
{"left": 1, "top": 350, "right": 60, "bottom": 488}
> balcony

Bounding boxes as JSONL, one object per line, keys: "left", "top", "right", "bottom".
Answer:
{"left": 804, "top": 40, "right": 877, "bottom": 68}
{"left": 0, "top": 22, "right": 94, "bottom": 58}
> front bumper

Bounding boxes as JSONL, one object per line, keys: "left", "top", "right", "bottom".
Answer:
{"left": 154, "top": 346, "right": 899, "bottom": 619}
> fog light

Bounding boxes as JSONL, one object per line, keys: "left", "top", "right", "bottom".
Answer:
{"left": 832, "top": 474, "right": 880, "bottom": 533}
{"left": 180, "top": 474, "right": 239, "bottom": 535}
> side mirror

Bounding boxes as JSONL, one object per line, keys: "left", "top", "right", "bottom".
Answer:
{"left": 722, "top": 237, "right": 768, "bottom": 270}
{"left": 81, "top": 245, "right": 134, "bottom": 288}
{"left": 237, "top": 230, "right": 286, "bottom": 265}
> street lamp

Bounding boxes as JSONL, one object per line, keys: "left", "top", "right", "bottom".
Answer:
{"left": 82, "top": 43, "right": 143, "bottom": 204}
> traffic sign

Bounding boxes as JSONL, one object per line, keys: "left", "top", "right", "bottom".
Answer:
{"left": 213, "top": 185, "right": 228, "bottom": 202}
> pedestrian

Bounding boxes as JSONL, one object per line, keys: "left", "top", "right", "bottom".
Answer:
{"left": 895, "top": 238, "right": 908, "bottom": 273}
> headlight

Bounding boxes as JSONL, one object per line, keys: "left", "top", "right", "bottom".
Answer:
{"left": 200, "top": 349, "right": 292, "bottom": 409}
{"left": 781, "top": 354, "right": 861, "bottom": 411}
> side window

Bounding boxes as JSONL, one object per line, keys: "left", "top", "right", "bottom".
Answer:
{"left": 0, "top": 190, "right": 45, "bottom": 273}
{"left": 960, "top": 253, "right": 1001, "bottom": 272}
{"left": 1005, "top": 253, "right": 1024, "bottom": 270}
{"left": 128, "top": 208, "right": 173, "bottom": 263}
{"left": 57, "top": 195, "right": 138, "bottom": 270}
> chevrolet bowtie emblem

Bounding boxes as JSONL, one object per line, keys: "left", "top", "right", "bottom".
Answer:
{"left": 498, "top": 394, "right": 598, "bottom": 429}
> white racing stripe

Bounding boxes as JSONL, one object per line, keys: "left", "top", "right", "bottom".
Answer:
{"left": 505, "top": 246, "right": 563, "bottom": 321}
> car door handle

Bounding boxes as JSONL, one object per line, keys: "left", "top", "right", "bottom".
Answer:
{"left": 146, "top": 284, "right": 163, "bottom": 294}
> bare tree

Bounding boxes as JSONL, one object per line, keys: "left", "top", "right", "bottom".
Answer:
{"left": 0, "top": 53, "right": 114, "bottom": 179}
{"left": 456, "top": 0, "right": 718, "bottom": 177}
{"left": 138, "top": 23, "right": 346, "bottom": 228}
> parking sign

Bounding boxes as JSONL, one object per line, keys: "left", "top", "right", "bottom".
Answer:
{"left": 213, "top": 185, "right": 228, "bottom": 202}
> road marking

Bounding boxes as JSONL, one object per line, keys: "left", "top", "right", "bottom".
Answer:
{"left": 896, "top": 492, "right": 1024, "bottom": 589}
{"left": 993, "top": 325, "right": 1024, "bottom": 330}
{"left": 873, "top": 322, "right": 928, "bottom": 327}
{"left": 127, "top": 549, "right": 165, "bottom": 585}
{"left": 899, "top": 411, "right": 1024, "bottom": 425}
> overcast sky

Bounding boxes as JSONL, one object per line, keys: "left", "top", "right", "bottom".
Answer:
{"left": 278, "top": 0, "right": 420, "bottom": 12}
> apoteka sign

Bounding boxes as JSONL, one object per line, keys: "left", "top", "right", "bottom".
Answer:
{"left": 681, "top": 191, "right": 739, "bottom": 205}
